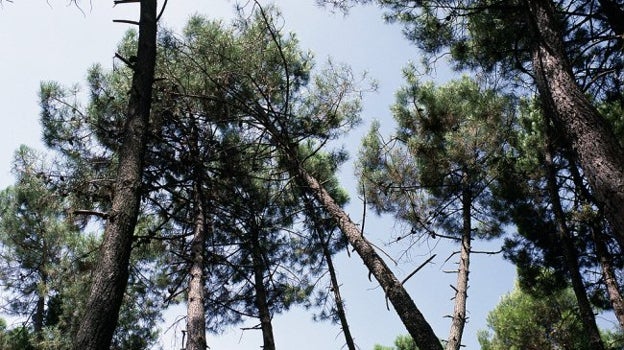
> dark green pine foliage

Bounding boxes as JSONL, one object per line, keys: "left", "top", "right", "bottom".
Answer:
{"left": 358, "top": 74, "right": 514, "bottom": 349}
{"left": 478, "top": 278, "right": 624, "bottom": 350}
{"left": 0, "top": 146, "right": 81, "bottom": 348}
{"left": 77, "top": 9, "right": 360, "bottom": 348}
{"left": 496, "top": 100, "right": 623, "bottom": 342}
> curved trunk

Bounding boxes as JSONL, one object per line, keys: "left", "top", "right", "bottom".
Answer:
{"left": 526, "top": 0, "right": 624, "bottom": 247}
{"left": 73, "top": 1, "right": 157, "bottom": 349}
{"left": 544, "top": 138, "right": 605, "bottom": 350}
{"left": 250, "top": 229, "right": 276, "bottom": 350}
{"left": 446, "top": 184, "right": 471, "bottom": 350}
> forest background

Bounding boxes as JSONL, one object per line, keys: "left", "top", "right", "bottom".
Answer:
{"left": 0, "top": 0, "right": 619, "bottom": 349}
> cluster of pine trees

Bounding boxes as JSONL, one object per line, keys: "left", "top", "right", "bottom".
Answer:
{"left": 0, "top": 0, "right": 623, "bottom": 350}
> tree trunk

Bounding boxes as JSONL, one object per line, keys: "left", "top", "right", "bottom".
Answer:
{"left": 567, "top": 154, "right": 624, "bottom": 329}
{"left": 319, "top": 229, "right": 357, "bottom": 350}
{"left": 72, "top": 1, "right": 157, "bottom": 349}
{"left": 249, "top": 229, "right": 276, "bottom": 350}
{"left": 33, "top": 293, "right": 45, "bottom": 337}
{"left": 446, "top": 184, "right": 471, "bottom": 350}
{"left": 186, "top": 187, "right": 208, "bottom": 350}
{"left": 544, "top": 138, "right": 605, "bottom": 350}
{"left": 250, "top": 228, "right": 275, "bottom": 350}
{"left": 593, "top": 225, "right": 624, "bottom": 329}
{"left": 526, "top": 0, "right": 624, "bottom": 246}
{"left": 297, "top": 168, "right": 442, "bottom": 350}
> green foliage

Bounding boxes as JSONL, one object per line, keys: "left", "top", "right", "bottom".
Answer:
{"left": 358, "top": 73, "right": 514, "bottom": 240}
{"left": 373, "top": 334, "right": 418, "bottom": 350}
{"left": 478, "top": 280, "right": 623, "bottom": 350}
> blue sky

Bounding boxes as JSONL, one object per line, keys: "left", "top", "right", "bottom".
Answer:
{"left": 0, "top": 1, "right": 518, "bottom": 349}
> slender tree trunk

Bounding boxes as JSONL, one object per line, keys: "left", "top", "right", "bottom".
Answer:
{"left": 319, "top": 230, "right": 357, "bottom": 350}
{"left": 593, "top": 225, "right": 624, "bottom": 329}
{"left": 526, "top": 0, "right": 624, "bottom": 246}
{"left": 301, "top": 194, "right": 356, "bottom": 350}
{"left": 73, "top": 2, "right": 157, "bottom": 349}
{"left": 249, "top": 229, "right": 276, "bottom": 350}
{"left": 297, "top": 168, "right": 442, "bottom": 350}
{"left": 186, "top": 188, "right": 208, "bottom": 350}
{"left": 446, "top": 184, "right": 471, "bottom": 350}
{"left": 186, "top": 113, "right": 209, "bottom": 350}
{"left": 567, "top": 155, "right": 624, "bottom": 329}
{"left": 34, "top": 293, "right": 45, "bottom": 337}
{"left": 543, "top": 139, "right": 605, "bottom": 350}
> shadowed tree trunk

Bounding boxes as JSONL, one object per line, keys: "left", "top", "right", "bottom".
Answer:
{"left": 446, "top": 182, "right": 471, "bottom": 350}
{"left": 567, "top": 154, "right": 624, "bottom": 329}
{"left": 249, "top": 228, "right": 276, "bottom": 350}
{"left": 543, "top": 134, "right": 605, "bottom": 350}
{"left": 73, "top": 1, "right": 157, "bottom": 349}
{"left": 186, "top": 185, "right": 208, "bottom": 350}
{"left": 526, "top": 0, "right": 624, "bottom": 247}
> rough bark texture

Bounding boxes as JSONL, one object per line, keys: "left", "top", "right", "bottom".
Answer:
{"left": 526, "top": 0, "right": 624, "bottom": 244}
{"left": 72, "top": 1, "right": 157, "bottom": 349}
{"left": 250, "top": 229, "right": 276, "bottom": 350}
{"left": 298, "top": 169, "right": 442, "bottom": 350}
{"left": 544, "top": 141, "right": 605, "bottom": 350}
{"left": 186, "top": 189, "right": 207, "bottom": 350}
{"left": 445, "top": 186, "right": 471, "bottom": 350}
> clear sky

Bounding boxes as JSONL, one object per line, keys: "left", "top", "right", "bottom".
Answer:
{"left": 0, "top": 1, "right": 517, "bottom": 349}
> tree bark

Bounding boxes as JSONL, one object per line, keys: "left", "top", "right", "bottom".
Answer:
{"left": 297, "top": 168, "right": 442, "bottom": 350}
{"left": 567, "top": 154, "right": 624, "bottom": 329}
{"left": 446, "top": 184, "right": 471, "bottom": 350}
{"left": 186, "top": 186, "right": 208, "bottom": 350}
{"left": 249, "top": 228, "right": 276, "bottom": 350}
{"left": 593, "top": 225, "right": 624, "bottom": 329}
{"left": 72, "top": 1, "right": 157, "bottom": 349}
{"left": 526, "top": 0, "right": 624, "bottom": 246}
{"left": 544, "top": 138, "right": 605, "bottom": 350}
{"left": 318, "top": 226, "right": 357, "bottom": 350}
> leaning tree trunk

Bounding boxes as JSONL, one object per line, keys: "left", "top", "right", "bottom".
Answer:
{"left": 544, "top": 138, "right": 605, "bottom": 350}
{"left": 446, "top": 184, "right": 471, "bottom": 350}
{"left": 567, "top": 155, "right": 624, "bottom": 329}
{"left": 73, "top": 1, "right": 157, "bottom": 349}
{"left": 249, "top": 228, "right": 276, "bottom": 350}
{"left": 296, "top": 167, "right": 442, "bottom": 350}
{"left": 526, "top": 0, "right": 624, "bottom": 246}
{"left": 320, "top": 232, "right": 357, "bottom": 350}
{"left": 593, "top": 224, "right": 624, "bottom": 329}
{"left": 301, "top": 194, "right": 357, "bottom": 350}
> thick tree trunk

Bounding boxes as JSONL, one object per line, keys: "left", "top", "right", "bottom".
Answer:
{"left": 446, "top": 186, "right": 471, "bottom": 350}
{"left": 186, "top": 189, "right": 208, "bottom": 350}
{"left": 526, "top": 0, "right": 624, "bottom": 245}
{"left": 544, "top": 140, "right": 605, "bottom": 350}
{"left": 249, "top": 229, "right": 276, "bottom": 350}
{"left": 297, "top": 168, "right": 442, "bottom": 350}
{"left": 72, "top": 1, "right": 157, "bottom": 349}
